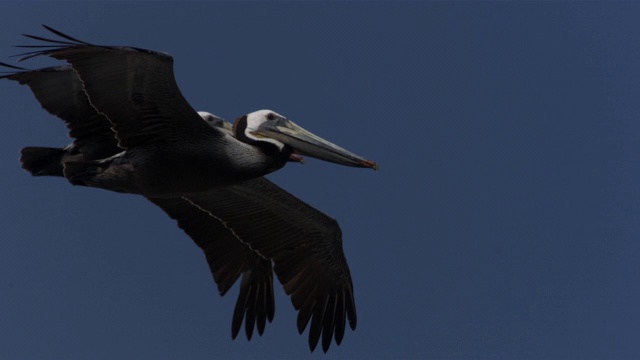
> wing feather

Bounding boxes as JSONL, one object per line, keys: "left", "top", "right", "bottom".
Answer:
{"left": 0, "top": 62, "right": 120, "bottom": 160}
{"left": 16, "top": 25, "right": 219, "bottom": 149}
{"left": 147, "top": 196, "right": 275, "bottom": 340}
{"left": 183, "top": 177, "right": 357, "bottom": 352}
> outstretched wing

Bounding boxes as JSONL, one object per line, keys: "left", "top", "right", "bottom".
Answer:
{"left": 2, "top": 59, "right": 271, "bottom": 338}
{"left": 147, "top": 196, "right": 276, "bottom": 340}
{"left": 0, "top": 62, "right": 120, "bottom": 160}
{"left": 15, "top": 25, "right": 220, "bottom": 149}
{"left": 183, "top": 177, "right": 357, "bottom": 353}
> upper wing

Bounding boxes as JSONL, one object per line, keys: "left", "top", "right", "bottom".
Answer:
{"left": 15, "top": 25, "right": 220, "bottom": 149}
{"left": 183, "top": 177, "right": 357, "bottom": 353}
{"left": 0, "top": 62, "right": 120, "bottom": 159}
{"left": 147, "top": 196, "right": 275, "bottom": 340}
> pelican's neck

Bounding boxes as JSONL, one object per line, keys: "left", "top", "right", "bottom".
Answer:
{"left": 222, "top": 129, "right": 291, "bottom": 180}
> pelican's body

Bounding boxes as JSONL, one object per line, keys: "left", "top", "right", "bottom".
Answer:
{"left": 1, "top": 26, "right": 377, "bottom": 353}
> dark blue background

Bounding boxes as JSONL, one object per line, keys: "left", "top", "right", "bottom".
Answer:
{"left": 1, "top": 3, "right": 638, "bottom": 359}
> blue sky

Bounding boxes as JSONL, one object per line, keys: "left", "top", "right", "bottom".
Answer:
{"left": 0, "top": 2, "right": 638, "bottom": 359}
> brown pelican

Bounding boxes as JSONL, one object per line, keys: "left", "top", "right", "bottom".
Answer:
{"left": 2, "top": 26, "right": 378, "bottom": 353}
{"left": 14, "top": 26, "right": 377, "bottom": 197}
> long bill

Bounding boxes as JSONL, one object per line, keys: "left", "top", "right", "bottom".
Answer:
{"left": 252, "top": 119, "right": 378, "bottom": 170}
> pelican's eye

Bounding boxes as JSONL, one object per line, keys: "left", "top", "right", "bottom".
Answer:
{"left": 266, "top": 113, "right": 276, "bottom": 121}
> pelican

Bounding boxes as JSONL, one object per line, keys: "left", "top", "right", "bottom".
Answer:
{"left": 2, "top": 26, "right": 378, "bottom": 352}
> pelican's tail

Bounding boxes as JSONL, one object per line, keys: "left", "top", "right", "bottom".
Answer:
{"left": 63, "top": 155, "right": 139, "bottom": 194}
{"left": 20, "top": 146, "right": 65, "bottom": 177}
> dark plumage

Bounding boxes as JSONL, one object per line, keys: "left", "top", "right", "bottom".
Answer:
{"left": 3, "top": 25, "right": 377, "bottom": 352}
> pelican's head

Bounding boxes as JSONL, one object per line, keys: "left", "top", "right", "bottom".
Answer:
{"left": 198, "top": 111, "right": 232, "bottom": 132}
{"left": 234, "top": 109, "right": 378, "bottom": 170}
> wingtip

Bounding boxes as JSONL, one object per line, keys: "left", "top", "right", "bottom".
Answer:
{"left": 308, "top": 337, "right": 320, "bottom": 353}
{"left": 231, "top": 322, "right": 240, "bottom": 340}
{"left": 307, "top": 335, "right": 331, "bottom": 353}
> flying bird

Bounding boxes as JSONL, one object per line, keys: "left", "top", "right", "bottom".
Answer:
{"left": 2, "top": 25, "right": 378, "bottom": 352}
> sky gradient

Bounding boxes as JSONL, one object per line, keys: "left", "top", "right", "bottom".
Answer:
{"left": 0, "top": 2, "right": 638, "bottom": 359}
